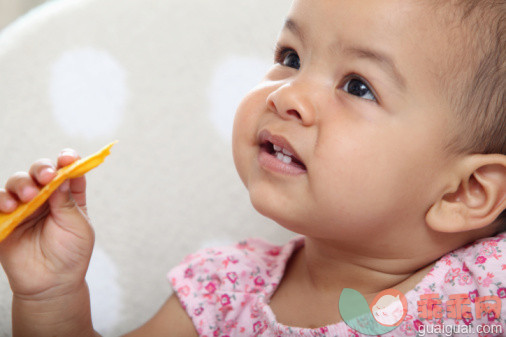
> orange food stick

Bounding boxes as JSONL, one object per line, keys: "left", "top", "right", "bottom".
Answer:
{"left": 0, "top": 141, "right": 118, "bottom": 243}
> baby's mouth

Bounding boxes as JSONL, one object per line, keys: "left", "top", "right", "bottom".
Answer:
{"left": 258, "top": 129, "right": 307, "bottom": 171}
{"left": 260, "top": 141, "right": 306, "bottom": 170}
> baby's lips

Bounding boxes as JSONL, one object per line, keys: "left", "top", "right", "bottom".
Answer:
{"left": 258, "top": 129, "right": 306, "bottom": 167}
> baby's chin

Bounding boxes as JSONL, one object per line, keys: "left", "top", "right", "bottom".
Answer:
{"left": 248, "top": 189, "right": 309, "bottom": 234}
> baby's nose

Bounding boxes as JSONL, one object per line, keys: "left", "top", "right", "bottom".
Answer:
{"left": 266, "top": 81, "right": 317, "bottom": 126}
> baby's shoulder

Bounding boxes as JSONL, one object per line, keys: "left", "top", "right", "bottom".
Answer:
{"left": 167, "top": 236, "right": 300, "bottom": 295}
{"left": 166, "top": 237, "right": 302, "bottom": 335}
{"left": 404, "top": 233, "right": 506, "bottom": 332}
{"left": 427, "top": 232, "right": 506, "bottom": 297}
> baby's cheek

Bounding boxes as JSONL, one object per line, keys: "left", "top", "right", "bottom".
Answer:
{"left": 231, "top": 125, "right": 255, "bottom": 188}
{"left": 232, "top": 95, "right": 256, "bottom": 144}
{"left": 231, "top": 141, "right": 248, "bottom": 188}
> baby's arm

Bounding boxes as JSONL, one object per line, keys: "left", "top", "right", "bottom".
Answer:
{"left": 14, "top": 292, "right": 196, "bottom": 337}
{"left": 0, "top": 151, "right": 197, "bottom": 337}
{"left": 122, "top": 294, "right": 198, "bottom": 337}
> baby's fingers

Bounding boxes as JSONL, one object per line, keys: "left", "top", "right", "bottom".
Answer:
{"left": 29, "top": 159, "right": 57, "bottom": 186}
{"left": 0, "top": 159, "right": 56, "bottom": 213}
{"left": 5, "top": 172, "right": 40, "bottom": 204}
{"left": 57, "top": 149, "right": 80, "bottom": 169}
{"left": 0, "top": 189, "right": 18, "bottom": 213}
{"left": 56, "top": 149, "right": 87, "bottom": 210}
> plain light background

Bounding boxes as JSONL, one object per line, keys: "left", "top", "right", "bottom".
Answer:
{"left": 0, "top": 0, "right": 294, "bottom": 335}
{"left": 0, "top": 0, "right": 47, "bottom": 29}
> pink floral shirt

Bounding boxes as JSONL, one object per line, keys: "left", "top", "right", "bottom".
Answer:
{"left": 167, "top": 232, "right": 506, "bottom": 336}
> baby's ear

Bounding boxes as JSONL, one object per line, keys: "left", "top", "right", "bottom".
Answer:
{"left": 426, "top": 154, "right": 506, "bottom": 233}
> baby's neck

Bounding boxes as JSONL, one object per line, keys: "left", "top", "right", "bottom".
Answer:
{"left": 298, "top": 236, "right": 436, "bottom": 297}
{"left": 268, "top": 236, "right": 437, "bottom": 328}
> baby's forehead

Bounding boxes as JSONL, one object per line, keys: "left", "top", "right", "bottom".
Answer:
{"left": 287, "top": 0, "right": 460, "bottom": 52}
{"left": 287, "top": 1, "right": 466, "bottom": 80}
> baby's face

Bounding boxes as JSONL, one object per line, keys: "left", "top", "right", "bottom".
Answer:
{"left": 232, "top": 0, "right": 458, "bottom": 247}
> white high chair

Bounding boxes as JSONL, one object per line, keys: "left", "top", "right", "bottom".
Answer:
{"left": 0, "top": 0, "right": 293, "bottom": 335}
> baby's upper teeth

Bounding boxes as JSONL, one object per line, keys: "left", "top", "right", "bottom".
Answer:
{"left": 275, "top": 151, "right": 292, "bottom": 164}
{"left": 273, "top": 144, "right": 293, "bottom": 157}
{"left": 282, "top": 148, "right": 293, "bottom": 156}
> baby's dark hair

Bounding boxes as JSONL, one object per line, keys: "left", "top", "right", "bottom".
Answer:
{"left": 430, "top": 0, "right": 505, "bottom": 231}
{"left": 432, "top": 0, "right": 505, "bottom": 154}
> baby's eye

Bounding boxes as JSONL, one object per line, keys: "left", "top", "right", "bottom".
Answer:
{"left": 275, "top": 46, "right": 300, "bottom": 70}
{"left": 342, "top": 77, "right": 376, "bottom": 102}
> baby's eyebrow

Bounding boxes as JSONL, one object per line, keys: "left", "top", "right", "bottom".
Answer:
{"left": 283, "top": 17, "right": 407, "bottom": 91}
{"left": 283, "top": 18, "right": 305, "bottom": 44}
{"left": 342, "top": 46, "right": 407, "bottom": 91}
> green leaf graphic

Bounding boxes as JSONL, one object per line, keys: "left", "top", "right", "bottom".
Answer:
{"left": 339, "top": 288, "right": 397, "bottom": 335}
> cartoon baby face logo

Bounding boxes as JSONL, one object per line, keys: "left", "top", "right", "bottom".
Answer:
{"left": 339, "top": 288, "right": 408, "bottom": 335}
{"left": 370, "top": 289, "right": 408, "bottom": 327}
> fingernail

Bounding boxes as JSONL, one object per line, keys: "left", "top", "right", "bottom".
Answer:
{"left": 22, "top": 187, "right": 37, "bottom": 200}
{"left": 41, "top": 167, "right": 55, "bottom": 179}
{"left": 4, "top": 199, "right": 16, "bottom": 210}
{"left": 60, "top": 150, "right": 75, "bottom": 158}
{"left": 59, "top": 180, "right": 70, "bottom": 193}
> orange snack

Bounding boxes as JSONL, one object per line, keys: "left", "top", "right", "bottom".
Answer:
{"left": 0, "top": 141, "right": 118, "bottom": 243}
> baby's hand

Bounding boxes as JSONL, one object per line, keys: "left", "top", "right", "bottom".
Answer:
{"left": 0, "top": 150, "right": 94, "bottom": 300}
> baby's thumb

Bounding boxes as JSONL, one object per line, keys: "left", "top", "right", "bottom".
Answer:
{"left": 48, "top": 180, "right": 88, "bottom": 232}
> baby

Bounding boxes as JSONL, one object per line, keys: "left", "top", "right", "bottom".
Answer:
{"left": 0, "top": 0, "right": 505, "bottom": 336}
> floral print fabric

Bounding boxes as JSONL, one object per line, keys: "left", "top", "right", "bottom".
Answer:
{"left": 167, "top": 232, "right": 506, "bottom": 336}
